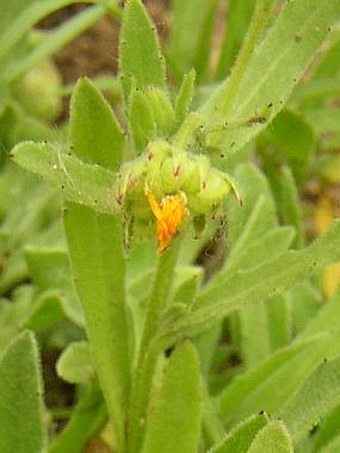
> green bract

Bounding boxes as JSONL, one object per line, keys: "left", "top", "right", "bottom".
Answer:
{"left": 113, "top": 139, "right": 240, "bottom": 241}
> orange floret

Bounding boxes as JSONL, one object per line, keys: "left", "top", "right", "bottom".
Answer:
{"left": 146, "top": 190, "right": 188, "bottom": 253}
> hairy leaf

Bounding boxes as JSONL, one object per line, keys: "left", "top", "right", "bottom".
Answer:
{"left": 10, "top": 141, "right": 118, "bottom": 214}
{"left": 209, "top": 412, "right": 269, "bottom": 453}
{"left": 248, "top": 420, "right": 293, "bottom": 453}
{"left": 142, "top": 341, "right": 202, "bottom": 453}
{"left": 70, "top": 77, "right": 125, "bottom": 171}
{"left": 198, "top": 0, "right": 340, "bottom": 157}
{"left": 119, "top": 0, "right": 165, "bottom": 94}
{"left": 278, "top": 354, "right": 340, "bottom": 442}
{"left": 63, "top": 204, "right": 131, "bottom": 450}
{"left": 0, "top": 331, "right": 46, "bottom": 453}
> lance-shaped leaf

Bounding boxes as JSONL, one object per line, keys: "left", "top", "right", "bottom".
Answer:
{"left": 63, "top": 203, "right": 131, "bottom": 451}
{"left": 64, "top": 66, "right": 132, "bottom": 450}
{"left": 175, "top": 69, "right": 196, "bottom": 125}
{"left": 195, "top": 220, "right": 340, "bottom": 311}
{"left": 278, "top": 354, "right": 340, "bottom": 443}
{"left": 142, "top": 341, "right": 202, "bottom": 453}
{"left": 70, "top": 77, "right": 125, "bottom": 171}
{"left": 128, "top": 87, "right": 155, "bottom": 150}
{"left": 223, "top": 164, "right": 294, "bottom": 366}
{"left": 209, "top": 412, "right": 269, "bottom": 453}
{"left": 119, "top": 0, "right": 166, "bottom": 94}
{"left": 10, "top": 141, "right": 119, "bottom": 214}
{"left": 0, "top": 331, "right": 46, "bottom": 453}
{"left": 217, "top": 334, "right": 328, "bottom": 425}
{"left": 195, "top": 0, "right": 340, "bottom": 157}
{"left": 157, "top": 220, "right": 340, "bottom": 346}
{"left": 248, "top": 420, "right": 293, "bottom": 453}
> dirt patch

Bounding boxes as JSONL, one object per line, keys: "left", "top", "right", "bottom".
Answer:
{"left": 38, "top": 1, "right": 170, "bottom": 84}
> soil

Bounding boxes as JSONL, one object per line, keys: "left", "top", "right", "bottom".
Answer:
{"left": 38, "top": 1, "right": 170, "bottom": 84}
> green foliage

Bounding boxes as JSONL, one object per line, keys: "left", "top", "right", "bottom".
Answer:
{"left": 128, "top": 88, "right": 157, "bottom": 150}
{"left": 49, "top": 382, "right": 106, "bottom": 453}
{"left": 142, "top": 341, "right": 202, "bottom": 453}
{"left": 3, "top": 5, "right": 105, "bottom": 83}
{"left": 217, "top": 334, "right": 331, "bottom": 425}
{"left": 209, "top": 412, "right": 269, "bottom": 453}
{"left": 63, "top": 203, "right": 131, "bottom": 450}
{"left": 70, "top": 77, "right": 125, "bottom": 171}
{"left": 0, "top": 0, "right": 109, "bottom": 150}
{"left": 168, "top": 0, "right": 212, "bottom": 78}
{"left": 167, "top": 219, "right": 340, "bottom": 338}
{"left": 215, "top": 0, "right": 255, "bottom": 79}
{"left": 10, "top": 141, "right": 118, "bottom": 214}
{"left": 119, "top": 0, "right": 166, "bottom": 93}
{"left": 197, "top": 0, "right": 340, "bottom": 157}
{"left": 261, "top": 109, "right": 316, "bottom": 182}
{"left": 0, "top": 331, "right": 46, "bottom": 453}
{"left": 25, "top": 247, "right": 84, "bottom": 326}
{"left": 174, "top": 69, "right": 196, "bottom": 124}
{"left": 57, "top": 341, "right": 94, "bottom": 384}
{"left": 2, "top": 0, "right": 340, "bottom": 452}
{"left": 247, "top": 420, "right": 293, "bottom": 453}
{"left": 278, "top": 355, "right": 340, "bottom": 443}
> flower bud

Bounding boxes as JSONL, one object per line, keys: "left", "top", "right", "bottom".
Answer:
{"left": 113, "top": 139, "right": 240, "bottom": 250}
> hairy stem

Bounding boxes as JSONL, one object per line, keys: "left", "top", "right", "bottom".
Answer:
{"left": 127, "top": 239, "right": 181, "bottom": 452}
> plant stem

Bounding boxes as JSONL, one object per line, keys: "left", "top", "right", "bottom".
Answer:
{"left": 140, "top": 239, "right": 181, "bottom": 355}
{"left": 127, "top": 239, "right": 181, "bottom": 453}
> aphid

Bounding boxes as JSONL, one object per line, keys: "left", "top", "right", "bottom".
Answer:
{"left": 145, "top": 190, "right": 188, "bottom": 253}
